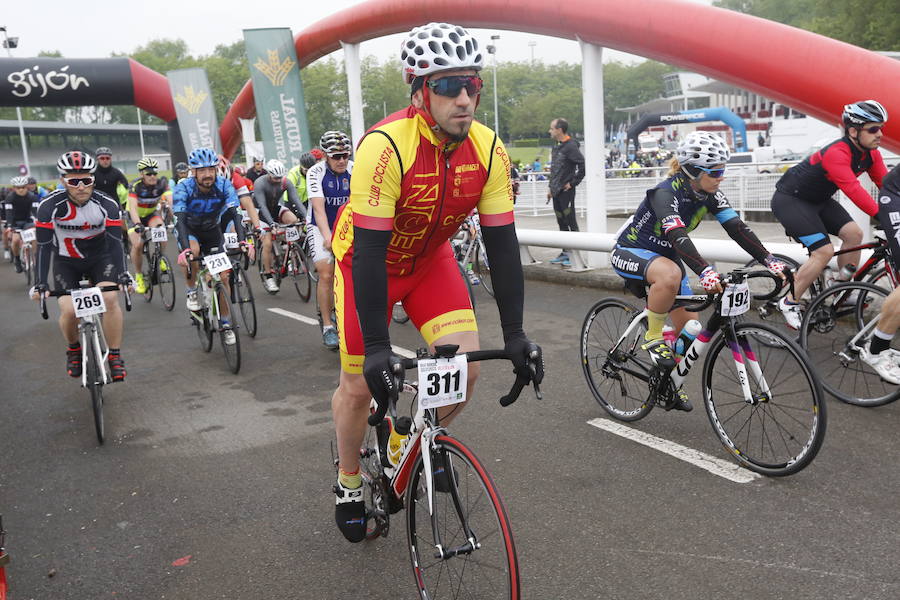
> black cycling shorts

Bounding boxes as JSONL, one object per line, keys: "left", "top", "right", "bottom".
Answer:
{"left": 771, "top": 191, "right": 853, "bottom": 252}
{"left": 610, "top": 245, "right": 691, "bottom": 300}
{"left": 179, "top": 225, "right": 225, "bottom": 256}
{"left": 53, "top": 253, "right": 120, "bottom": 291}
{"left": 876, "top": 188, "right": 900, "bottom": 273}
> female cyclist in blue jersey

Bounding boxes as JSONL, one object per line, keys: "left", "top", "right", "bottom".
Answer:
{"left": 611, "top": 131, "right": 787, "bottom": 411}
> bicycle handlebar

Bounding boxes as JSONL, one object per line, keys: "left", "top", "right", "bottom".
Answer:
{"left": 366, "top": 346, "right": 543, "bottom": 429}
{"left": 40, "top": 284, "right": 131, "bottom": 320}
{"left": 676, "top": 268, "right": 794, "bottom": 313}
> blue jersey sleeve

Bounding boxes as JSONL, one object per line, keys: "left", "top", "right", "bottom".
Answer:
{"left": 172, "top": 178, "right": 192, "bottom": 213}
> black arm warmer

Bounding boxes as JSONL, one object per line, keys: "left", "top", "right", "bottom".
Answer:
{"left": 665, "top": 227, "right": 710, "bottom": 276}
{"left": 480, "top": 223, "right": 526, "bottom": 342}
{"left": 721, "top": 217, "right": 770, "bottom": 263}
{"left": 105, "top": 221, "right": 127, "bottom": 278}
{"left": 223, "top": 206, "right": 246, "bottom": 242}
{"left": 36, "top": 226, "right": 54, "bottom": 287}
{"left": 352, "top": 226, "right": 392, "bottom": 354}
{"left": 175, "top": 212, "right": 190, "bottom": 250}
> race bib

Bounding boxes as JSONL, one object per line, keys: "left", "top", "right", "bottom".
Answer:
{"left": 19, "top": 228, "right": 36, "bottom": 243}
{"left": 203, "top": 252, "right": 231, "bottom": 275}
{"left": 417, "top": 355, "right": 468, "bottom": 410}
{"left": 224, "top": 232, "right": 239, "bottom": 248}
{"left": 284, "top": 226, "right": 300, "bottom": 242}
{"left": 721, "top": 281, "right": 750, "bottom": 316}
{"left": 150, "top": 226, "right": 167, "bottom": 242}
{"left": 71, "top": 287, "right": 107, "bottom": 318}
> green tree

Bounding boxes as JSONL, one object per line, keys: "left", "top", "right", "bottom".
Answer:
{"left": 360, "top": 56, "right": 408, "bottom": 129}
{"left": 300, "top": 57, "right": 349, "bottom": 145}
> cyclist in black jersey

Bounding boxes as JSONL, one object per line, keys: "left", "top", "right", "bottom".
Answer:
{"left": 31, "top": 151, "right": 131, "bottom": 381}
{"left": 93, "top": 147, "right": 129, "bottom": 206}
{"left": 127, "top": 157, "right": 171, "bottom": 295}
{"left": 612, "top": 131, "right": 786, "bottom": 409}
{"left": 254, "top": 158, "right": 306, "bottom": 293}
{"left": 2, "top": 176, "right": 38, "bottom": 272}
{"left": 773, "top": 100, "right": 888, "bottom": 328}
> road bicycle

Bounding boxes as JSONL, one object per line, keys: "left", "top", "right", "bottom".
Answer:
{"left": 40, "top": 282, "right": 133, "bottom": 445}
{"left": 14, "top": 227, "right": 35, "bottom": 288}
{"left": 452, "top": 216, "right": 493, "bottom": 298}
{"left": 580, "top": 268, "right": 826, "bottom": 476}
{"left": 137, "top": 225, "right": 176, "bottom": 311}
{"left": 258, "top": 222, "right": 313, "bottom": 301}
{"left": 0, "top": 515, "right": 8, "bottom": 600}
{"left": 229, "top": 258, "right": 257, "bottom": 338}
{"left": 799, "top": 280, "right": 900, "bottom": 406}
{"left": 187, "top": 248, "right": 243, "bottom": 374}
{"left": 354, "top": 344, "right": 541, "bottom": 599}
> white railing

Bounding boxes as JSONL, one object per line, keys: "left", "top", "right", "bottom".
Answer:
{"left": 513, "top": 165, "right": 882, "bottom": 221}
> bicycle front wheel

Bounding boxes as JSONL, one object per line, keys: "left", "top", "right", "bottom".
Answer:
{"left": 580, "top": 298, "right": 653, "bottom": 421}
{"left": 474, "top": 244, "right": 494, "bottom": 298}
{"left": 703, "top": 322, "right": 826, "bottom": 476}
{"left": 157, "top": 255, "right": 176, "bottom": 311}
{"left": 406, "top": 435, "right": 519, "bottom": 600}
{"left": 289, "top": 245, "right": 311, "bottom": 302}
{"left": 232, "top": 267, "right": 258, "bottom": 338}
{"left": 216, "top": 283, "right": 241, "bottom": 374}
{"left": 800, "top": 281, "right": 900, "bottom": 406}
{"left": 85, "top": 333, "right": 105, "bottom": 445}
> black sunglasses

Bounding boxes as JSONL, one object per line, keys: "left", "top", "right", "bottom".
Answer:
{"left": 329, "top": 153, "right": 350, "bottom": 160}
{"left": 426, "top": 75, "right": 483, "bottom": 98}
{"left": 64, "top": 176, "right": 95, "bottom": 187}
{"left": 143, "top": 171, "right": 158, "bottom": 176}
{"left": 862, "top": 125, "right": 883, "bottom": 134}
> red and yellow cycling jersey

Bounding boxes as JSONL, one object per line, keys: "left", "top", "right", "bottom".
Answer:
{"left": 331, "top": 105, "right": 514, "bottom": 276}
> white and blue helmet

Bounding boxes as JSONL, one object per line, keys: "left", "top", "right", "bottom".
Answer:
{"left": 842, "top": 100, "right": 888, "bottom": 127}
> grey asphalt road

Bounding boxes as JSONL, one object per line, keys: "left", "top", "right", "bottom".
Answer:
{"left": 1, "top": 254, "right": 899, "bottom": 600}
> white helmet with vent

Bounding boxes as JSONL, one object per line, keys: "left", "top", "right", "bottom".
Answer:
{"left": 676, "top": 131, "right": 730, "bottom": 168}
{"left": 400, "top": 22, "right": 484, "bottom": 84}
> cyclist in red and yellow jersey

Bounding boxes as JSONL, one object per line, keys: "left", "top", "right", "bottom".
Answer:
{"left": 329, "top": 22, "right": 544, "bottom": 543}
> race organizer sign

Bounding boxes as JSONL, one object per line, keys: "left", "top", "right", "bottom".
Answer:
{"left": 167, "top": 68, "right": 222, "bottom": 154}
{"left": 243, "top": 28, "right": 312, "bottom": 167}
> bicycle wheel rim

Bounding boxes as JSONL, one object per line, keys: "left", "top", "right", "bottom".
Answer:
{"left": 197, "top": 307, "right": 214, "bottom": 352}
{"left": 406, "top": 436, "right": 519, "bottom": 600}
{"left": 217, "top": 285, "right": 241, "bottom": 374}
{"left": 235, "top": 269, "right": 258, "bottom": 338}
{"left": 289, "top": 246, "right": 311, "bottom": 302}
{"left": 800, "top": 282, "right": 900, "bottom": 406}
{"left": 157, "top": 256, "right": 176, "bottom": 311}
{"left": 580, "top": 299, "right": 653, "bottom": 421}
{"left": 86, "top": 338, "right": 105, "bottom": 445}
{"left": 703, "top": 322, "right": 825, "bottom": 476}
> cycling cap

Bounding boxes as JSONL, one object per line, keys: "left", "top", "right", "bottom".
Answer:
{"left": 310, "top": 148, "right": 326, "bottom": 160}
{"left": 26, "top": 176, "right": 37, "bottom": 184}
{"left": 175, "top": 162, "right": 189, "bottom": 172}
{"left": 57, "top": 151, "right": 97, "bottom": 174}
{"left": 676, "top": 131, "right": 730, "bottom": 168}
{"left": 265, "top": 159, "right": 286, "bottom": 177}
{"left": 10, "top": 176, "right": 28, "bottom": 186}
{"left": 137, "top": 156, "right": 159, "bottom": 171}
{"left": 217, "top": 154, "right": 232, "bottom": 179}
{"left": 233, "top": 165, "right": 245, "bottom": 176}
{"left": 299, "top": 151, "right": 319, "bottom": 170}
{"left": 320, "top": 131, "right": 351, "bottom": 156}
{"left": 95, "top": 147, "right": 112, "bottom": 157}
{"left": 842, "top": 100, "right": 888, "bottom": 127}
{"left": 187, "top": 147, "right": 219, "bottom": 169}
{"left": 400, "top": 23, "right": 484, "bottom": 84}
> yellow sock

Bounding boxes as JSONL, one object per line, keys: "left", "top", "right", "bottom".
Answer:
{"left": 338, "top": 468, "right": 361, "bottom": 489}
{"left": 645, "top": 310, "right": 667, "bottom": 342}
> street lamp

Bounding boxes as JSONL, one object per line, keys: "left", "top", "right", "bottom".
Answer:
{"left": 528, "top": 41, "right": 537, "bottom": 64}
{"left": 486, "top": 34, "right": 500, "bottom": 137}
{"left": 0, "top": 26, "right": 31, "bottom": 175}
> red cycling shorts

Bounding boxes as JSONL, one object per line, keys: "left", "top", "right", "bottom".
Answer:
{"left": 335, "top": 243, "right": 477, "bottom": 373}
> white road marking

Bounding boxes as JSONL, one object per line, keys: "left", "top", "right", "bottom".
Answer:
{"left": 587, "top": 418, "right": 762, "bottom": 484}
{"left": 267, "top": 307, "right": 417, "bottom": 358}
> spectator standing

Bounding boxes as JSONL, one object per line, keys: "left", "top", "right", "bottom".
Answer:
{"left": 246, "top": 157, "right": 267, "bottom": 182}
{"left": 546, "top": 118, "right": 585, "bottom": 267}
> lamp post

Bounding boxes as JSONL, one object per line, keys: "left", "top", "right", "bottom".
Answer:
{"left": 528, "top": 41, "right": 537, "bottom": 64}
{"left": 487, "top": 34, "right": 500, "bottom": 137}
{"left": 0, "top": 27, "right": 30, "bottom": 174}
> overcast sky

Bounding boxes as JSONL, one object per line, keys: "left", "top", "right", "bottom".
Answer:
{"left": 2, "top": 0, "right": 714, "bottom": 67}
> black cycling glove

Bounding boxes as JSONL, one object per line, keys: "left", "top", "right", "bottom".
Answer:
{"left": 504, "top": 334, "right": 544, "bottom": 386}
{"left": 363, "top": 348, "right": 403, "bottom": 409}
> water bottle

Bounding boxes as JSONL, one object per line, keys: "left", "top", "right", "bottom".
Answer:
{"left": 675, "top": 320, "right": 702, "bottom": 358}
{"left": 837, "top": 263, "right": 856, "bottom": 282}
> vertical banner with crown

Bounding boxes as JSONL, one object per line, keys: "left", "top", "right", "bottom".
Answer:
{"left": 167, "top": 67, "right": 222, "bottom": 155}
{"left": 243, "top": 28, "right": 312, "bottom": 167}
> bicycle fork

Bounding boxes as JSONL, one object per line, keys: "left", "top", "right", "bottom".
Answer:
{"left": 80, "top": 318, "right": 108, "bottom": 387}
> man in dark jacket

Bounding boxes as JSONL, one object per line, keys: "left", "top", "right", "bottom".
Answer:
{"left": 93, "top": 147, "right": 129, "bottom": 207}
{"left": 546, "top": 118, "right": 585, "bottom": 266}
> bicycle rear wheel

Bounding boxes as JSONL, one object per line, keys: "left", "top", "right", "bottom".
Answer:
{"left": 157, "top": 255, "right": 176, "bottom": 311}
{"left": 289, "top": 245, "right": 312, "bottom": 302}
{"left": 406, "top": 435, "right": 519, "bottom": 600}
{"left": 217, "top": 283, "right": 241, "bottom": 374}
{"left": 580, "top": 298, "right": 654, "bottom": 421}
{"left": 22, "top": 245, "right": 32, "bottom": 288}
{"left": 142, "top": 260, "right": 154, "bottom": 303}
{"left": 703, "top": 322, "right": 825, "bottom": 476}
{"left": 799, "top": 281, "right": 900, "bottom": 406}
{"left": 85, "top": 332, "right": 105, "bottom": 445}
{"left": 232, "top": 267, "right": 258, "bottom": 338}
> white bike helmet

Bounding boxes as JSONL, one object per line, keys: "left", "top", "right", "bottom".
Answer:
{"left": 57, "top": 150, "right": 97, "bottom": 174}
{"left": 842, "top": 100, "right": 888, "bottom": 127}
{"left": 676, "top": 132, "right": 730, "bottom": 168}
{"left": 400, "top": 23, "right": 484, "bottom": 84}
{"left": 320, "top": 131, "right": 352, "bottom": 156}
{"left": 265, "top": 159, "right": 286, "bottom": 178}
{"left": 10, "top": 176, "right": 28, "bottom": 186}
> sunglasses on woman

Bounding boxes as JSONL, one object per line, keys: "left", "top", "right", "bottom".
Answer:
{"left": 695, "top": 166, "right": 726, "bottom": 178}
{"left": 426, "top": 75, "right": 483, "bottom": 98}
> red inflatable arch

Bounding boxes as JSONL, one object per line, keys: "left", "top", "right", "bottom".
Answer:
{"left": 219, "top": 0, "right": 900, "bottom": 158}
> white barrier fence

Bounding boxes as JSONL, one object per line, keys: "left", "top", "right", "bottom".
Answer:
{"left": 514, "top": 165, "right": 882, "bottom": 221}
